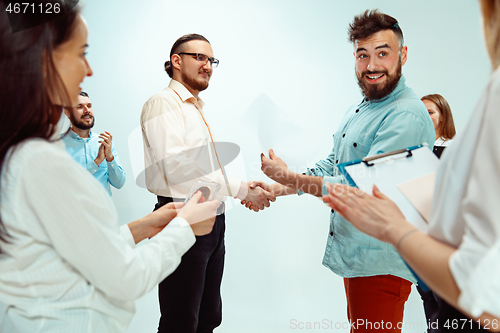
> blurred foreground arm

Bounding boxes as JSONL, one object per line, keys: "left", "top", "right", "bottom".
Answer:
{"left": 322, "top": 183, "right": 500, "bottom": 329}
{"left": 127, "top": 192, "right": 219, "bottom": 244}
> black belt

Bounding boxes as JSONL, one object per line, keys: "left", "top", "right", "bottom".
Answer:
{"left": 157, "top": 196, "right": 225, "bottom": 215}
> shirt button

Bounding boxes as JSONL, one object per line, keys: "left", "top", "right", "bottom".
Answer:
{"left": 353, "top": 143, "right": 357, "bottom": 147}
{"left": 330, "top": 231, "right": 334, "bottom": 236}
{"left": 336, "top": 160, "right": 338, "bottom": 164}
{"left": 355, "top": 109, "right": 359, "bottom": 113}
{"left": 342, "top": 134, "right": 345, "bottom": 138}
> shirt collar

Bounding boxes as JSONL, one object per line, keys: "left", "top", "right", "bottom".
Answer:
{"left": 168, "top": 79, "right": 205, "bottom": 108}
{"left": 69, "top": 128, "right": 92, "bottom": 140}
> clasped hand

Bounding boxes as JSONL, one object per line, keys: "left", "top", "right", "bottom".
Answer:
{"left": 240, "top": 149, "right": 292, "bottom": 212}
{"left": 240, "top": 181, "right": 276, "bottom": 212}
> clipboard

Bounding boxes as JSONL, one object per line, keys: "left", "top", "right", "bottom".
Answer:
{"left": 337, "top": 144, "right": 439, "bottom": 291}
{"left": 337, "top": 144, "right": 439, "bottom": 232}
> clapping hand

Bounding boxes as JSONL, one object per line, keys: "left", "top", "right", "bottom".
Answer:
{"left": 138, "top": 192, "right": 220, "bottom": 242}
{"left": 99, "top": 131, "right": 114, "bottom": 162}
{"left": 178, "top": 191, "right": 221, "bottom": 236}
{"left": 94, "top": 143, "right": 106, "bottom": 166}
{"left": 322, "top": 183, "right": 411, "bottom": 244}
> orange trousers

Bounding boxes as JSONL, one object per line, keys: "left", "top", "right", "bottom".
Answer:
{"left": 344, "top": 275, "right": 412, "bottom": 332}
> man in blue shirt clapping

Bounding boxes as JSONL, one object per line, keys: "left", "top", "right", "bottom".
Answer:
{"left": 62, "top": 91, "right": 126, "bottom": 196}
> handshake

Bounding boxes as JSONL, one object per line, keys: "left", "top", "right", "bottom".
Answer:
{"left": 239, "top": 149, "right": 298, "bottom": 212}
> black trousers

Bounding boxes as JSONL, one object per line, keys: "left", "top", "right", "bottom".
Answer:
{"left": 417, "top": 286, "right": 489, "bottom": 332}
{"left": 154, "top": 197, "right": 225, "bottom": 333}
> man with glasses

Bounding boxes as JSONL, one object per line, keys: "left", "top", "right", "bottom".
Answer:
{"left": 141, "top": 33, "right": 275, "bottom": 333}
{"left": 247, "top": 10, "right": 435, "bottom": 332}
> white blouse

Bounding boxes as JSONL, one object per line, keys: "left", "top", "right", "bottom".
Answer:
{"left": 428, "top": 68, "right": 500, "bottom": 318}
{"left": 0, "top": 139, "right": 195, "bottom": 332}
{"left": 434, "top": 137, "right": 453, "bottom": 147}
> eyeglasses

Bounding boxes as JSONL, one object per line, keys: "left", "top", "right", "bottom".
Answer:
{"left": 178, "top": 53, "right": 219, "bottom": 68}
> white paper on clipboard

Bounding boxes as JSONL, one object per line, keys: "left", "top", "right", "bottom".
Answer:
{"left": 343, "top": 146, "right": 439, "bottom": 232}
{"left": 397, "top": 172, "right": 436, "bottom": 223}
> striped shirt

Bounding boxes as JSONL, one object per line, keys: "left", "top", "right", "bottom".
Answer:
{"left": 0, "top": 138, "right": 195, "bottom": 332}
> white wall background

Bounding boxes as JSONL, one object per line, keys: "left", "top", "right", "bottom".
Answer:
{"left": 76, "top": 1, "right": 490, "bottom": 332}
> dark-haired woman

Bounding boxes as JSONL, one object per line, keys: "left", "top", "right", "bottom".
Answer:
{"left": 0, "top": 5, "right": 218, "bottom": 332}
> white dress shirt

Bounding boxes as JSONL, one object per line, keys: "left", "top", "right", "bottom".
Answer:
{"left": 0, "top": 138, "right": 195, "bottom": 332}
{"left": 428, "top": 68, "right": 500, "bottom": 318}
{"left": 141, "top": 79, "right": 242, "bottom": 200}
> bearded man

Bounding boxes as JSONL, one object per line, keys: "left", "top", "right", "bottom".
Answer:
{"left": 62, "top": 91, "right": 125, "bottom": 196}
{"left": 251, "top": 10, "right": 435, "bottom": 333}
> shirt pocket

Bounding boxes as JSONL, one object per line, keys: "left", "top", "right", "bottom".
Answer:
{"left": 347, "top": 135, "right": 371, "bottom": 158}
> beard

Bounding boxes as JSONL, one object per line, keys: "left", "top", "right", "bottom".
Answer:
{"left": 70, "top": 113, "right": 95, "bottom": 130}
{"left": 181, "top": 70, "right": 210, "bottom": 93}
{"left": 356, "top": 56, "right": 402, "bottom": 101}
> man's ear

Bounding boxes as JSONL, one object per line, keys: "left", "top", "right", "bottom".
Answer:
{"left": 171, "top": 54, "right": 182, "bottom": 72}
{"left": 400, "top": 45, "right": 408, "bottom": 66}
{"left": 63, "top": 107, "right": 70, "bottom": 118}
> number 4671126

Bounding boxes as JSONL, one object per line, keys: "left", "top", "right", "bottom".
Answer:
{"left": 5, "top": 2, "right": 61, "bottom": 14}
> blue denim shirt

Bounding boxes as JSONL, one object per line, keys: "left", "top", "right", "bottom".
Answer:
{"left": 304, "top": 76, "right": 435, "bottom": 282}
{"left": 61, "top": 130, "right": 126, "bottom": 196}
